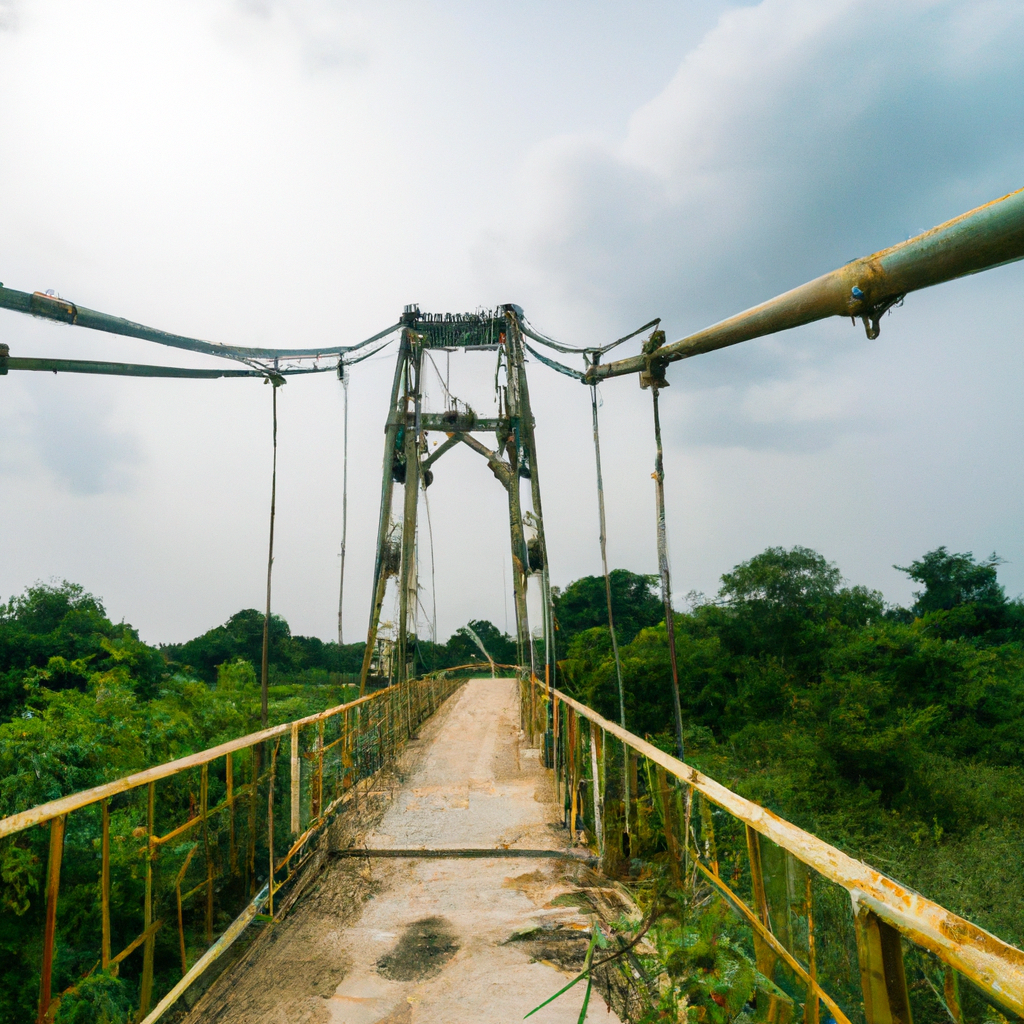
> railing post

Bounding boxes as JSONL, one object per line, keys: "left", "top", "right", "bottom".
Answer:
{"left": 805, "top": 872, "right": 819, "bottom": 1024}
{"left": 698, "top": 793, "right": 719, "bottom": 876}
{"left": 854, "top": 905, "right": 913, "bottom": 1024}
{"left": 101, "top": 799, "right": 111, "bottom": 969}
{"left": 552, "top": 694, "right": 560, "bottom": 804}
{"left": 268, "top": 740, "right": 280, "bottom": 917}
{"left": 746, "top": 826, "right": 780, "bottom": 1019}
{"left": 682, "top": 784, "right": 693, "bottom": 885}
{"left": 37, "top": 814, "right": 66, "bottom": 1023}
{"left": 201, "top": 764, "right": 213, "bottom": 945}
{"left": 343, "top": 708, "right": 352, "bottom": 793}
{"left": 627, "top": 750, "right": 639, "bottom": 838}
{"left": 589, "top": 721, "right": 603, "bottom": 858}
{"left": 226, "top": 751, "right": 237, "bottom": 875}
{"left": 290, "top": 722, "right": 301, "bottom": 835}
{"left": 567, "top": 709, "right": 577, "bottom": 834}
{"left": 314, "top": 719, "right": 325, "bottom": 820}
{"left": 140, "top": 782, "right": 156, "bottom": 1017}
{"left": 943, "top": 966, "right": 963, "bottom": 1024}
{"left": 655, "top": 765, "right": 681, "bottom": 885}
{"left": 246, "top": 747, "right": 258, "bottom": 896}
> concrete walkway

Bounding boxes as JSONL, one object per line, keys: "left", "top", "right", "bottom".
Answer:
{"left": 192, "top": 678, "right": 623, "bottom": 1024}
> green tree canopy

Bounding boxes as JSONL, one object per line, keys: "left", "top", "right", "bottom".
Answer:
{"left": 895, "top": 546, "right": 1006, "bottom": 615}
{"left": 0, "top": 581, "right": 162, "bottom": 717}
{"left": 553, "top": 569, "right": 662, "bottom": 646}
{"left": 162, "top": 610, "right": 366, "bottom": 682}
{"left": 441, "top": 620, "right": 517, "bottom": 668}
{"left": 711, "top": 546, "right": 884, "bottom": 666}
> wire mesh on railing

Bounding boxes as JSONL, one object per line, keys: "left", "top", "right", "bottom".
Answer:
{"left": 0, "top": 674, "right": 463, "bottom": 1024}
{"left": 522, "top": 676, "right": 1024, "bottom": 1024}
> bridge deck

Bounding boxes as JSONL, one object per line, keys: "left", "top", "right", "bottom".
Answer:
{"left": 187, "top": 678, "right": 623, "bottom": 1024}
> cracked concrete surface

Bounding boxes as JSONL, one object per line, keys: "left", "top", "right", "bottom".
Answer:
{"left": 189, "top": 678, "right": 621, "bottom": 1024}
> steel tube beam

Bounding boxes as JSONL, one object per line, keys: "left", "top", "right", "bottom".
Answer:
{"left": 359, "top": 334, "right": 409, "bottom": 694}
{"left": 586, "top": 186, "right": 1024, "bottom": 382}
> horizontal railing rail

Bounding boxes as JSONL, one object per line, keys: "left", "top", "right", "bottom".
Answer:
{"left": 523, "top": 677, "right": 1024, "bottom": 1023}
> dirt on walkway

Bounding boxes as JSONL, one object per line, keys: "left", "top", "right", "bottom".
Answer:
{"left": 184, "top": 678, "right": 629, "bottom": 1024}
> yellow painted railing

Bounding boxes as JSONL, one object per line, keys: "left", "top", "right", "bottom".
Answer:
{"left": 0, "top": 674, "right": 463, "bottom": 1023}
{"left": 525, "top": 677, "right": 1024, "bottom": 1024}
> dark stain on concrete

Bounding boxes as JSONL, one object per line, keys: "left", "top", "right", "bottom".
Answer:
{"left": 376, "top": 917, "right": 460, "bottom": 981}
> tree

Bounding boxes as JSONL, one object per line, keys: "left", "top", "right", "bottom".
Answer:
{"left": 0, "top": 581, "right": 161, "bottom": 718}
{"left": 163, "top": 609, "right": 292, "bottom": 682}
{"left": 553, "top": 570, "right": 662, "bottom": 645}
{"left": 714, "top": 547, "right": 883, "bottom": 665}
{"left": 895, "top": 547, "right": 1006, "bottom": 616}
{"left": 443, "top": 620, "right": 517, "bottom": 668}
{"left": 719, "top": 546, "right": 843, "bottom": 611}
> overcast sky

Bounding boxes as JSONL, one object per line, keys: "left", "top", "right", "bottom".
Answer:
{"left": 2, "top": 0, "right": 1023, "bottom": 647}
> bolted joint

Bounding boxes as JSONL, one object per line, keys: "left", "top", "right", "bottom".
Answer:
{"left": 640, "top": 329, "right": 669, "bottom": 389}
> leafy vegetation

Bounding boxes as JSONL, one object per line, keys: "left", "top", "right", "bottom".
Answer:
{"left": 553, "top": 569, "right": 664, "bottom": 644}
{"left": 3, "top": 543, "right": 1023, "bottom": 1022}
{"left": 0, "top": 582, "right": 517, "bottom": 1021}
{"left": 560, "top": 546, "right": 1024, "bottom": 953}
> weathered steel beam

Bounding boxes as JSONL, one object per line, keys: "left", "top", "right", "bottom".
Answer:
{"left": 586, "top": 186, "right": 1024, "bottom": 382}
{"left": 332, "top": 847, "right": 595, "bottom": 862}
{"left": 417, "top": 413, "right": 500, "bottom": 433}
{"left": 421, "top": 434, "right": 461, "bottom": 469}
{"left": 359, "top": 335, "right": 409, "bottom": 694}
{"left": 0, "top": 283, "right": 399, "bottom": 360}
{"left": 511, "top": 316, "right": 555, "bottom": 695}
{"left": 397, "top": 347, "right": 422, "bottom": 684}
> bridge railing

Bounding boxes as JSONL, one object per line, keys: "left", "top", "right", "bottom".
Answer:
{"left": 0, "top": 674, "right": 463, "bottom": 1024}
{"left": 523, "top": 676, "right": 1024, "bottom": 1024}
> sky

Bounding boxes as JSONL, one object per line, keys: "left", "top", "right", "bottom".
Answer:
{"left": 1, "top": 0, "right": 1023, "bottom": 647}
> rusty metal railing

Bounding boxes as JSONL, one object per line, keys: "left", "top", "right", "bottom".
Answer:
{"left": 0, "top": 674, "right": 463, "bottom": 1023}
{"left": 523, "top": 677, "right": 1024, "bottom": 1023}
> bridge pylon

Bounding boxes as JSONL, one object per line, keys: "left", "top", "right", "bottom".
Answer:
{"left": 357, "top": 304, "right": 553, "bottom": 694}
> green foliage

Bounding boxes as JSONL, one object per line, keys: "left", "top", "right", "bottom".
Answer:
{"left": 0, "top": 582, "right": 378, "bottom": 1023}
{"left": 53, "top": 972, "right": 134, "bottom": 1024}
{"left": 896, "top": 546, "right": 1005, "bottom": 616}
{"left": 564, "top": 545, "right": 1024, "bottom": 952}
{"left": 554, "top": 570, "right": 663, "bottom": 646}
{"left": 437, "top": 619, "right": 518, "bottom": 668}
{"left": 161, "top": 609, "right": 366, "bottom": 683}
{"left": 0, "top": 581, "right": 163, "bottom": 719}
{"left": 647, "top": 899, "right": 789, "bottom": 1023}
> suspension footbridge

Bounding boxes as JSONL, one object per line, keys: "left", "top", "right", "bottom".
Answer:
{"left": 3, "top": 187, "right": 1024, "bottom": 1023}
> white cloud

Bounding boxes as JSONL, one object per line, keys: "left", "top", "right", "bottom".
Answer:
{"left": 491, "top": 0, "right": 1024, "bottom": 332}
